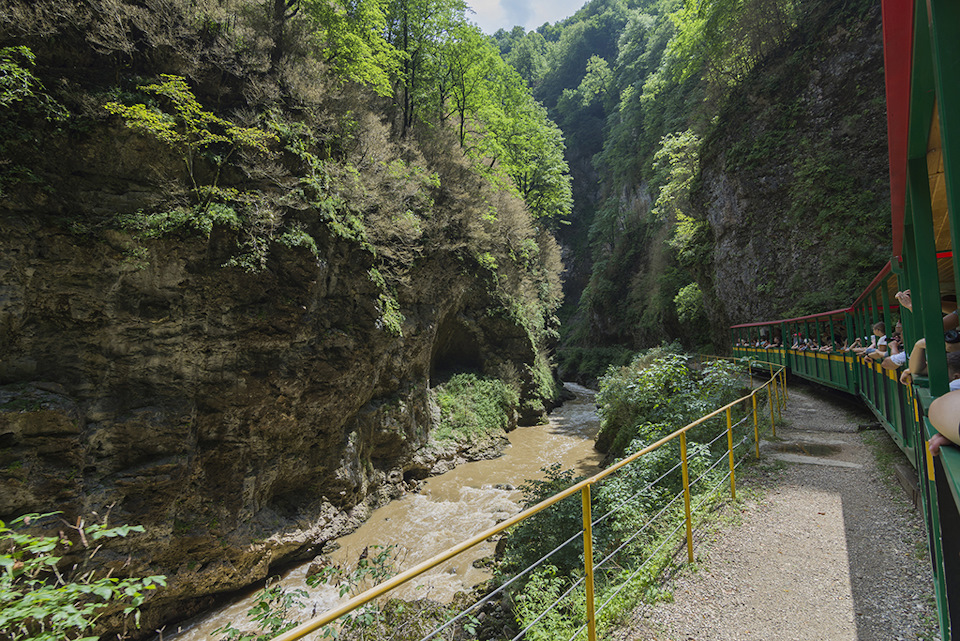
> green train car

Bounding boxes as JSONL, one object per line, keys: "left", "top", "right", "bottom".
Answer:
{"left": 731, "top": 0, "right": 960, "bottom": 635}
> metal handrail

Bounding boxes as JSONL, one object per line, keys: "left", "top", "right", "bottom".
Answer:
{"left": 271, "top": 358, "right": 786, "bottom": 641}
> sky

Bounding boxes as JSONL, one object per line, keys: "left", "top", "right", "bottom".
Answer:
{"left": 467, "top": 0, "right": 587, "bottom": 34}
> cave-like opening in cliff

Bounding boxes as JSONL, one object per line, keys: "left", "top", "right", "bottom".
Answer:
{"left": 430, "top": 314, "right": 482, "bottom": 385}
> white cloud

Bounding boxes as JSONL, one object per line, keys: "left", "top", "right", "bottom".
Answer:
{"left": 467, "top": 0, "right": 585, "bottom": 34}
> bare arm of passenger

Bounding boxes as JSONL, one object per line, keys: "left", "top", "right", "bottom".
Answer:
{"left": 928, "top": 390, "right": 960, "bottom": 455}
{"left": 945, "top": 310, "right": 960, "bottom": 332}
{"left": 909, "top": 338, "right": 928, "bottom": 377}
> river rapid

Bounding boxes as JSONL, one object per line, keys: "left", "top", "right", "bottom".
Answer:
{"left": 164, "top": 383, "right": 602, "bottom": 640}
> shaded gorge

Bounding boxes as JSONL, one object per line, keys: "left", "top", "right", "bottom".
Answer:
{"left": 163, "top": 383, "right": 602, "bottom": 639}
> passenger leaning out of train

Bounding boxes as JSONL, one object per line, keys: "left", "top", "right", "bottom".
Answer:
{"left": 881, "top": 335, "right": 906, "bottom": 370}
{"left": 899, "top": 331, "right": 960, "bottom": 385}
{"left": 926, "top": 352, "right": 960, "bottom": 455}
{"left": 895, "top": 289, "right": 960, "bottom": 331}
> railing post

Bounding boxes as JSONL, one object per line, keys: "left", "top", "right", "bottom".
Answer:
{"left": 769, "top": 382, "right": 777, "bottom": 437}
{"left": 680, "top": 432, "right": 694, "bottom": 563}
{"left": 770, "top": 368, "right": 778, "bottom": 408}
{"left": 752, "top": 393, "right": 760, "bottom": 458}
{"left": 582, "top": 485, "right": 597, "bottom": 641}
{"left": 726, "top": 408, "right": 736, "bottom": 499}
{"left": 777, "top": 370, "right": 785, "bottom": 420}
{"left": 781, "top": 368, "right": 789, "bottom": 402}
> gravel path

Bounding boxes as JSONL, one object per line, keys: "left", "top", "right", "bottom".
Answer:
{"left": 613, "top": 380, "right": 940, "bottom": 641}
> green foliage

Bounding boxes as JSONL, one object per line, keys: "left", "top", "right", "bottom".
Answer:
{"left": 673, "top": 281, "right": 704, "bottom": 324}
{"left": 214, "top": 579, "right": 307, "bottom": 641}
{"left": 0, "top": 513, "right": 166, "bottom": 641}
{"left": 651, "top": 129, "right": 699, "bottom": 222}
{"left": 501, "top": 353, "right": 748, "bottom": 638}
{"left": 271, "top": 116, "right": 371, "bottom": 247}
{"left": 432, "top": 23, "right": 573, "bottom": 221}
{"left": 499, "top": 463, "right": 584, "bottom": 578}
{"left": 0, "top": 47, "right": 55, "bottom": 111}
{"left": 308, "top": 544, "right": 399, "bottom": 598}
{"left": 278, "top": 223, "right": 320, "bottom": 256}
{"left": 117, "top": 203, "right": 241, "bottom": 239}
{"left": 487, "top": 96, "right": 573, "bottom": 220}
{"left": 432, "top": 373, "right": 519, "bottom": 443}
{"left": 556, "top": 345, "right": 636, "bottom": 382}
{"left": 667, "top": 0, "right": 799, "bottom": 97}
{"left": 368, "top": 268, "right": 404, "bottom": 336}
{"left": 215, "top": 545, "right": 400, "bottom": 641}
{"left": 504, "top": 30, "right": 548, "bottom": 87}
{"left": 303, "top": 0, "right": 402, "bottom": 96}
{"left": 513, "top": 564, "right": 580, "bottom": 641}
{"left": 104, "top": 75, "right": 276, "bottom": 210}
{"left": 0, "top": 45, "right": 67, "bottom": 198}
{"left": 595, "top": 348, "right": 743, "bottom": 457}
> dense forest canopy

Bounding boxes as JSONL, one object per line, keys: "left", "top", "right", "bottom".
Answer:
{"left": 0, "top": 0, "right": 895, "bottom": 635}
{"left": 2, "top": 0, "right": 890, "bottom": 367}
{"left": 488, "top": 0, "right": 890, "bottom": 364}
{"left": 0, "top": 0, "right": 574, "bottom": 223}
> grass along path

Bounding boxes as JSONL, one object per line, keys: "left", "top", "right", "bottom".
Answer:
{"left": 611, "top": 379, "right": 939, "bottom": 641}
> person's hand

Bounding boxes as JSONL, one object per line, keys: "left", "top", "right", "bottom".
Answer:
{"left": 896, "top": 289, "right": 913, "bottom": 311}
{"left": 900, "top": 369, "right": 912, "bottom": 385}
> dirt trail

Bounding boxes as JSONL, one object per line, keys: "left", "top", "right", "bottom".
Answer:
{"left": 613, "top": 380, "right": 940, "bottom": 641}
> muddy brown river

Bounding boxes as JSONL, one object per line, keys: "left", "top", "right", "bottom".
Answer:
{"left": 164, "top": 383, "right": 601, "bottom": 640}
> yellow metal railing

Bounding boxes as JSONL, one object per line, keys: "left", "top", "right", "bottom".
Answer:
{"left": 272, "top": 359, "right": 787, "bottom": 641}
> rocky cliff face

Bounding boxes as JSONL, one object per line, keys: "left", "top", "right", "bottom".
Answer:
{"left": 0, "top": 202, "right": 555, "bottom": 629}
{"left": 0, "top": 2, "right": 563, "bottom": 632}
{"left": 695, "top": 2, "right": 891, "bottom": 335}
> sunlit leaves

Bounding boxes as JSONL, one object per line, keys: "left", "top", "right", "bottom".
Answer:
{"left": 0, "top": 513, "right": 166, "bottom": 641}
{"left": 667, "top": 0, "right": 799, "bottom": 92}
{"left": 651, "top": 128, "right": 700, "bottom": 223}
{"left": 303, "top": 0, "right": 402, "bottom": 96}
{"left": 104, "top": 75, "right": 276, "bottom": 208}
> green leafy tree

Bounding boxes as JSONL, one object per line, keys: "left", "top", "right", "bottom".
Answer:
{"left": 673, "top": 281, "right": 704, "bottom": 324}
{"left": 104, "top": 75, "right": 276, "bottom": 212}
{"left": 1, "top": 47, "right": 53, "bottom": 110}
{"left": 383, "top": 0, "right": 467, "bottom": 135}
{"left": 576, "top": 55, "right": 612, "bottom": 108}
{"left": 651, "top": 129, "right": 700, "bottom": 222}
{"left": 0, "top": 513, "right": 166, "bottom": 641}
{"left": 303, "top": 0, "right": 402, "bottom": 96}
{"left": 444, "top": 24, "right": 499, "bottom": 146}
{"left": 668, "top": 0, "right": 798, "bottom": 95}
{"left": 0, "top": 45, "right": 67, "bottom": 197}
{"left": 487, "top": 95, "right": 573, "bottom": 220}
{"left": 505, "top": 30, "right": 548, "bottom": 87}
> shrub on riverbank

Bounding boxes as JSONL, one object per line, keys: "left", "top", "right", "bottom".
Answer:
{"left": 432, "top": 373, "right": 520, "bottom": 443}
{"left": 596, "top": 349, "right": 744, "bottom": 457}
{"left": 497, "top": 350, "right": 750, "bottom": 640}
